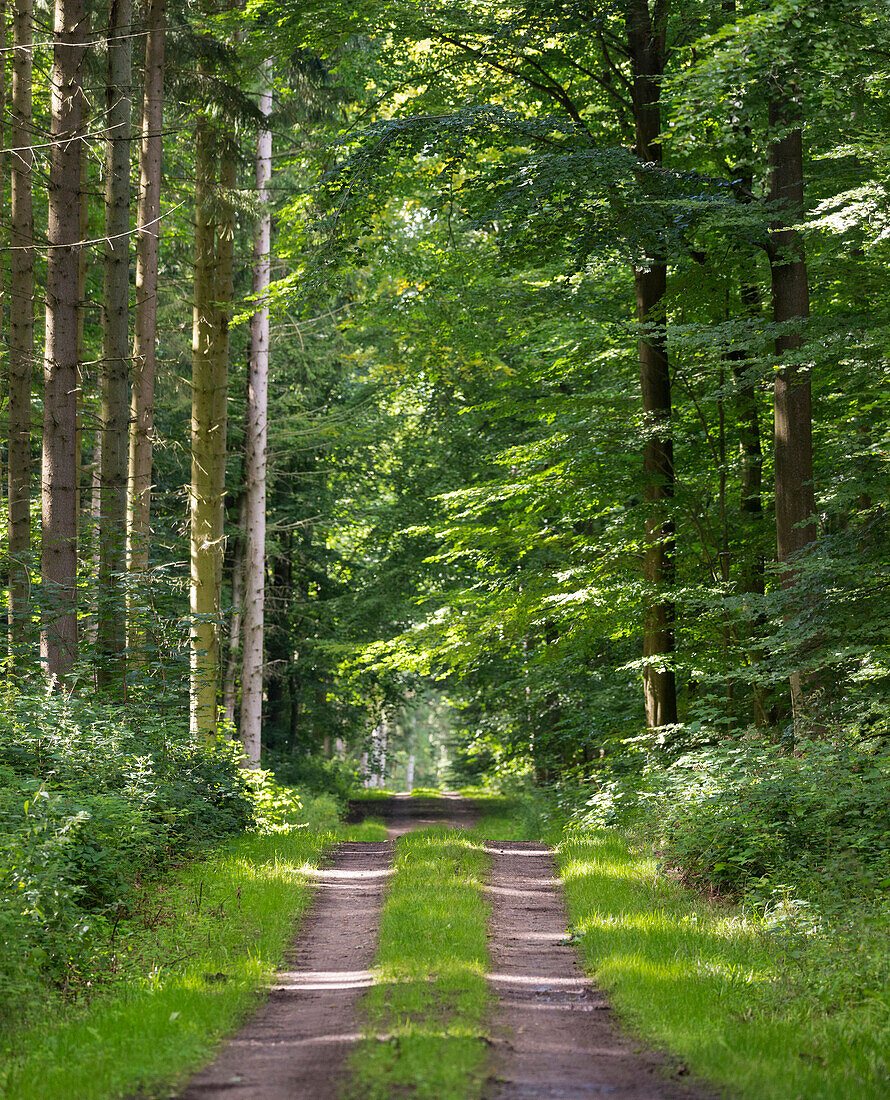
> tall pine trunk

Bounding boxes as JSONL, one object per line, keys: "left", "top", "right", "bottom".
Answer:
{"left": 240, "top": 67, "right": 273, "bottom": 767}
{"left": 127, "top": 0, "right": 166, "bottom": 658}
{"left": 8, "top": 0, "right": 34, "bottom": 659}
{"left": 767, "top": 97, "right": 819, "bottom": 732}
{"left": 190, "top": 111, "right": 219, "bottom": 737}
{"left": 222, "top": 494, "right": 244, "bottom": 729}
{"left": 211, "top": 137, "right": 235, "bottom": 643}
{"left": 628, "top": 0, "right": 677, "bottom": 730}
{"left": 190, "top": 87, "right": 235, "bottom": 739}
{"left": 98, "top": 0, "right": 132, "bottom": 690}
{"left": 42, "top": 0, "right": 87, "bottom": 681}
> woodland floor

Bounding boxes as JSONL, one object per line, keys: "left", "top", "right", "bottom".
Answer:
{"left": 174, "top": 797, "right": 718, "bottom": 1099}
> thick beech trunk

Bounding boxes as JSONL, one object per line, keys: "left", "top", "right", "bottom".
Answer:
{"left": 98, "top": 0, "right": 132, "bottom": 690}
{"left": 767, "top": 98, "right": 819, "bottom": 731}
{"left": 628, "top": 0, "right": 677, "bottom": 730}
{"left": 768, "top": 108, "right": 815, "bottom": 564}
{"left": 730, "top": 282, "right": 768, "bottom": 726}
{"left": 8, "top": 0, "right": 34, "bottom": 656}
{"left": 41, "top": 0, "right": 87, "bottom": 681}
{"left": 127, "top": 0, "right": 166, "bottom": 656}
{"left": 240, "top": 69, "right": 273, "bottom": 767}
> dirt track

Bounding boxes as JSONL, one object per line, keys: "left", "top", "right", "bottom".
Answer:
{"left": 176, "top": 796, "right": 717, "bottom": 1100}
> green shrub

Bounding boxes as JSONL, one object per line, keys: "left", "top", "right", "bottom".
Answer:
{"left": 565, "top": 736, "right": 890, "bottom": 916}
{"left": 0, "top": 688, "right": 253, "bottom": 1023}
{"left": 267, "top": 750, "right": 359, "bottom": 805}
{"left": 648, "top": 740, "right": 890, "bottom": 904}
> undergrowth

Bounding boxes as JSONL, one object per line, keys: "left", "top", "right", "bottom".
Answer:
{"left": 0, "top": 687, "right": 348, "bottom": 1037}
{"left": 556, "top": 827, "right": 889, "bottom": 1099}
{"left": 550, "top": 734, "right": 890, "bottom": 1098}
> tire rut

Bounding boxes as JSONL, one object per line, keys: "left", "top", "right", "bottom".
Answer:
{"left": 177, "top": 840, "right": 393, "bottom": 1099}
{"left": 482, "top": 842, "right": 719, "bottom": 1100}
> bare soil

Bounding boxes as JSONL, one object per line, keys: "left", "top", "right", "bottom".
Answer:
{"left": 482, "top": 842, "right": 719, "bottom": 1100}
{"left": 175, "top": 797, "right": 718, "bottom": 1100}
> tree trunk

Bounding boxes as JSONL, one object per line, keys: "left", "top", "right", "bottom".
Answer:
{"left": 211, "top": 134, "right": 235, "bottom": 661}
{"left": 0, "top": 0, "right": 6, "bottom": 382}
{"left": 730, "top": 281, "right": 768, "bottom": 726}
{"left": 190, "top": 111, "right": 219, "bottom": 737}
{"left": 767, "top": 98, "right": 820, "bottom": 732}
{"left": 628, "top": 0, "right": 677, "bottom": 730}
{"left": 127, "top": 0, "right": 166, "bottom": 657}
{"left": 223, "top": 492, "right": 245, "bottom": 729}
{"left": 7, "top": 0, "right": 34, "bottom": 659}
{"left": 41, "top": 0, "right": 87, "bottom": 682}
{"left": 240, "top": 66, "right": 273, "bottom": 767}
{"left": 98, "top": 0, "right": 132, "bottom": 692}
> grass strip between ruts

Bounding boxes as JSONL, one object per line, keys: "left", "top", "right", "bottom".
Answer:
{"left": 557, "top": 826, "right": 888, "bottom": 1100}
{"left": 343, "top": 825, "right": 492, "bottom": 1100}
{"left": 342, "top": 795, "right": 541, "bottom": 1100}
{"left": 0, "top": 820, "right": 387, "bottom": 1100}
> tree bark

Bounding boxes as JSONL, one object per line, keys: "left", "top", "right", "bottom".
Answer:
{"left": 628, "top": 0, "right": 677, "bottom": 730}
{"left": 240, "top": 66, "right": 273, "bottom": 767}
{"left": 7, "top": 0, "right": 34, "bottom": 658}
{"left": 211, "top": 134, "right": 235, "bottom": 641}
{"left": 730, "top": 281, "right": 768, "bottom": 726}
{"left": 41, "top": 0, "right": 87, "bottom": 682}
{"left": 223, "top": 492, "right": 245, "bottom": 729}
{"left": 190, "top": 110, "right": 219, "bottom": 737}
{"left": 98, "top": 0, "right": 132, "bottom": 691}
{"left": 127, "top": 0, "right": 166, "bottom": 658}
{"left": 768, "top": 107, "right": 815, "bottom": 564}
{"left": 767, "top": 97, "right": 819, "bottom": 731}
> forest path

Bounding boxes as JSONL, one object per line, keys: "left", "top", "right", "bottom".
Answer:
{"left": 176, "top": 797, "right": 715, "bottom": 1100}
{"left": 175, "top": 795, "right": 476, "bottom": 1100}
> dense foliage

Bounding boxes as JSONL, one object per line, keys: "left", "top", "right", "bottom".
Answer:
{"left": 0, "top": 688, "right": 253, "bottom": 1018}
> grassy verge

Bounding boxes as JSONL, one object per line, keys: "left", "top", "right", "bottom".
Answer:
{"left": 0, "top": 820, "right": 386, "bottom": 1100}
{"left": 556, "top": 826, "right": 888, "bottom": 1099}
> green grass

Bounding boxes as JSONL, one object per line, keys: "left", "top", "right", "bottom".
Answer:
{"left": 344, "top": 827, "right": 493, "bottom": 1100}
{"left": 556, "top": 826, "right": 889, "bottom": 1100}
{"left": 0, "top": 820, "right": 387, "bottom": 1100}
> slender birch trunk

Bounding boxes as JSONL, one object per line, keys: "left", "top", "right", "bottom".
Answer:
{"left": 127, "top": 0, "right": 166, "bottom": 659}
{"left": 240, "top": 67, "right": 273, "bottom": 766}
{"left": 98, "top": 0, "right": 132, "bottom": 690}
{"left": 41, "top": 0, "right": 87, "bottom": 682}
{"left": 8, "top": 0, "right": 34, "bottom": 657}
